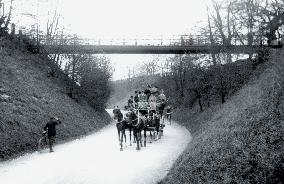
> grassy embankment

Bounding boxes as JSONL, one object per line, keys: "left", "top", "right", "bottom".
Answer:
{"left": 160, "top": 49, "right": 284, "bottom": 183}
{"left": 0, "top": 38, "right": 111, "bottom": 161}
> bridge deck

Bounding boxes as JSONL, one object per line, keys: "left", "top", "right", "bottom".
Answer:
{"left": 44, "top": 45, "right": 270, "bottom": 54}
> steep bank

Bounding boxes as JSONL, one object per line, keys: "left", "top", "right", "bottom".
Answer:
{"left": 0, "top": 38, "right": 111, "bottom": 160}
{"left": 160, "top": 49, "right": 284, "bottom": 183}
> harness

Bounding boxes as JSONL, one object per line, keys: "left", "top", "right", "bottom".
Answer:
{"left": 131, "top": 118, "right": 139, "bottom": 127}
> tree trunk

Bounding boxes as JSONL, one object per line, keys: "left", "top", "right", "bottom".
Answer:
{"left": 198, "top": 97, "right": 203, "bottom": 112}
{"left": 205, "top": 92, "right": 210, "bottom": 107}
{"left": 207, "top": 7, "right": 217, "bottom": 66}
{"left": 219, "top": 75, "right": 226, "bottom": 103}
{"left": 194, "top": 90, "right": 203, "bottom": 112}
{"left": 221, "top": 90, "right": 226, "bottom": 103}
{"left": 226, "top": 51, "right": 232, "bottom": 63}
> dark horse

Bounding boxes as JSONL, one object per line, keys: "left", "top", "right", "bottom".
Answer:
{"left": 115, "top": 109, "right": 124, "bottom": 150}
{"left": 128, "top": 110, "right": 148, "bottom": 150}
{"left": 116, "top": 110, "right": 134, "bottom": 151}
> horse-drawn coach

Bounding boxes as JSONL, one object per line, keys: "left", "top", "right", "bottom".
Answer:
{"left": 114, "top": 87, "right": 168, "bottom": 151}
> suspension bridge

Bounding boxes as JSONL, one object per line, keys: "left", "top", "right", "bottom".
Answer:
{"left": 31, "top": 34, "right": 281, "bottom": 54}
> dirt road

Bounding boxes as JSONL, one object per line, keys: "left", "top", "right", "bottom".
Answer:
{"left": 0, "top": 111, "right": 191, "bottom": 184}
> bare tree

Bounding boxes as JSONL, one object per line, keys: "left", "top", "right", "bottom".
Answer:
{"left": 209, "top": 0, "right": 234, "bottom": 63}
{"left": 230, "top": 0, "right": 262, "bottom": 58}
{"left": 45, "top": 9, "right": 60, "bottom": 44}
{"left": 0, "top": 0, "right": 13, "bottom": 36}
{"left": 258, "top": 0, "right": 284, "bottom": 45}
{"left": 207, "top": 6, "right": 218, "bottom": 65}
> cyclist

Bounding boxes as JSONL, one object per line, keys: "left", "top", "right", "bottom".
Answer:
{"left": 43, "top": 117, "right": 62, "bottom": 152}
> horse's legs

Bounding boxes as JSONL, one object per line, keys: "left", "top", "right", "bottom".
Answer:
{"left": 153, "top": 128, "right": 157, "bottom": 140}
{"left": 117, "top": 129, "right": 121, "bottom": 143}
{"left": 129, "top": 129, "right": 132, "bottom": 146}
{"left": 120, "top": 129, "right": 124, "bottom": 151}
{"left": 144, "top": 129, "right": 147, "bottom": 147}
{"left": 134, "top": 130, "right": 137, "bottom": 149}
{"left": 138, "top": 131, "right": 142, "bottom": 147}
{"left": 135, "top": 130, "right": 140, "bottom": 150}
{"left": 141, "top": 131, "right": 143, "bottom": 147}
{"left": 157, "top": 125, "right": 161, "bottom": 139}
{"left": 123, "top": 129, "right": 126, "bottom": 144}
{"left": 139, "top": 131, "right": 142, "bottom": 148}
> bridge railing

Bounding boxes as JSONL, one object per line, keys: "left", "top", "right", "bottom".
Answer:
{"left": 37, "top": 35, "right": 213, "bottom": 47}
{"left": 34, "top": 34, "right": 278, "bottom": 47}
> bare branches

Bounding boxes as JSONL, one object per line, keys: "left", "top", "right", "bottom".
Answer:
{"left": 0, "top": 0, "right": 13, "bottom": 36}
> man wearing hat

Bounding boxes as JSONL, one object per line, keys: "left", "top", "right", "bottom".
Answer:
{"left": 43, "top": 117, "right": 62, "bottom": 152}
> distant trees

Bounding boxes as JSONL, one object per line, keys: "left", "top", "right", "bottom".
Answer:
{"left": 63, "top": 53, "right": 85, "bottom": 98}
{"left": 79, "top": 56, "right": 113, "bottom": 110}
{"left": 139, "top": 55, "right": 161, "bottom": 76}
{"left": 148, "top": 54, "right": 256, "bottom": 112}
{"left": 111, "top": 52, "right": 257, "bottom": 112}
{"left": 206, "top": 0, "right": 284, "bottom": 49}
{"left": 62, "top": 52, "right": 113, "bottom": 110}
{"left": 259, "top": 0, "right": 284, "bottom": 45}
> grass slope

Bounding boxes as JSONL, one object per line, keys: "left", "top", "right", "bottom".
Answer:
{"left": 0, "top": 38, "right": 111, "bottom": 160}
{"left": 160, "top": 49, "right": 284, "bottom": 183}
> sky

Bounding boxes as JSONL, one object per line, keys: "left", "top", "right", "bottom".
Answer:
{"left": 12, "top": 0, "right": 209, "bottom": 80}
{"left": 59, "top": 0, "right": 208, "bottom": 38}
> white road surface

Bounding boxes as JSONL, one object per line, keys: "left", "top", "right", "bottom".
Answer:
{"left": 0, "top": 110, "right": 191, "bottom": 184}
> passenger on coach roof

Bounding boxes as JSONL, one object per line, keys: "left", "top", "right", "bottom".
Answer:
{"left": 144, "top": 85, "right": 151, "bottom": 99}
{"left": 149, "top": 93, "right": 157, "bottom": 113}
{"left": 157, "top": 89, "right": 166, "bottom": 102}
{"left": 134, "top": 91, "right": 139, "bottom": 109}
{"left": 150, "top": 86, "right": 158, "bottom": 95}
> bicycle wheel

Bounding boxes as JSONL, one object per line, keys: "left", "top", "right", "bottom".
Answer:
{"left": 38, "top": 136, "right": 48, "bottom": 152}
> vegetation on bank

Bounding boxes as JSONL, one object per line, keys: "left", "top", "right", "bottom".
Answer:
{"left": 158, "top": 48, "right": 284, "bottom": 184}
{"left": 109, "top": 48, "right": 283, "bottom": 183}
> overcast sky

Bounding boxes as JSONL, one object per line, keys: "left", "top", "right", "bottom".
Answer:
{"left": 59, "top": 0, "right": 208, "bottom": 38}
{"left": 13, "top": 0, "right": 208, "bottom": 37}
{"left": 13, "top": 0, "right": 209, "bottom": 80}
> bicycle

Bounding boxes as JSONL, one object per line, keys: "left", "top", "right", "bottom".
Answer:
{"left": 38, "top": 131, "right": 48, "bottom": 152}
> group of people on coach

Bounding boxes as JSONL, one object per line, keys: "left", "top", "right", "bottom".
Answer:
{"left": 127, "top": 85, "right": 167, "bottom": 116}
